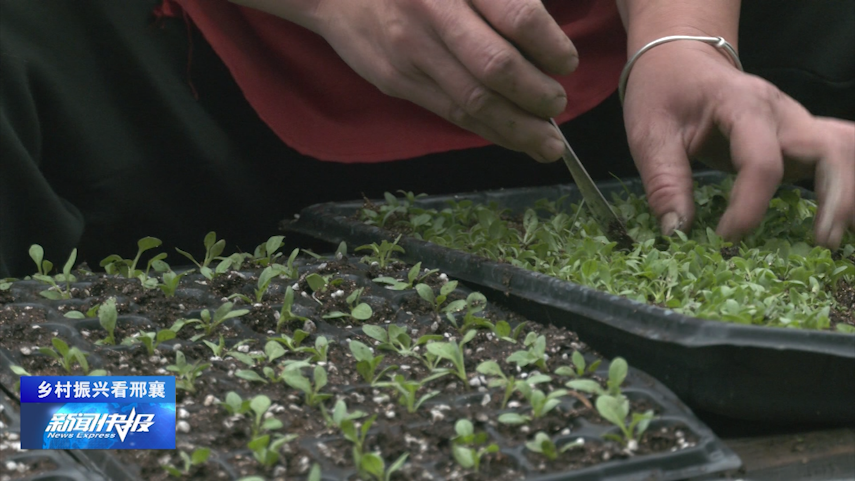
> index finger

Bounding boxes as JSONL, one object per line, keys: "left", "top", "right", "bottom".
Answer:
{"left": 716, "top": 117, "right": 784, "bottom": 242}
{"left": 430, "top": 2, "right": 569, "bottom": 118}
{"left": 472, "top": 0, "right": 578, "bottom": 75}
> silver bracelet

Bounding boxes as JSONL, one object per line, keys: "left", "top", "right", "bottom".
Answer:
{"left": 618, "top": 35, "right": 743, "bottom": 103}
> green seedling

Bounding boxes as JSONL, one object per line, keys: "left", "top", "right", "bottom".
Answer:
{"left": 415, "top": 280, "right": 458, "bottom": 313}
{"left": 301, "top": 336, "right": 330, "bottom": 363}
{"left": 307, "top": 464, "right": 321, "bottom": 481}
{"left": 490, "top": 319, "right": 527, "bottom": 343}
{"left": 9, "top": 365, "right": 34, "bottom": 393}
{"left": 218, "top": 392, "right": 284, "bottom": 439}
{"left": 498, "top": 382, "right": 565, "bottom": 424}
{"left": 443, "top": 291, "right": 485, "bottom": 330}
{"left": 451, "top": 419, "right": 499, "bottom": 472}
{"left": 94, "top": 298, "right": 118, "bottom": 346}
{"left": 445, "top": 292, "right": 525, "bottom": 343}
{"left": 226, "top": 292, "right": 253, "bottom": 304}
{"left": 186, "top": 302, "right": 250, "bottom": 340}
{"left": 356, "top": 451, "right": 408, "bottom": 481}
{"left": 555, "top": 351, "right": 602, "bottom": 378}
{"left": 321, "top": 398, "right": 367, "bottom": 429}
{"left": 373, "top": 262, "right": 438, "bottom": 290}
{"left": 596, "top": 394, "right": 655, "bottom": 446}
{"left": 248, "top": 433, "right": 297, "bottom": 468}
{"left": 269, "top": 329, "right": 310, "bottom": 352}
{"left": 29, "top": 244, "right": 54, "bottom": 277}
{"left": 224, "top": 348, "right": 260, "bottom": 367}
{"left": 362, "top": 191, "right": 422, "bottom": 227}
{"left": 475, "top": 361, "right": 516, "bottom": 409}
{"left": 525, "top": 432, "right": 585, "bottom": 461}
{"left": 341, "top": 412, "right": 407, "bottom": 481}
{"left": 282, "top": 364, "right": 331, "bottom": 408}
{"left": 263, "top": 339, "right": 288, "bottom": 363}
{"left": 166, "top": 351, "right": 210, "bottom": 393}
{"left": 254, "top": 264, "right": 289, "bottom": 303}
{"left": 159, "top": 269, "right": 194, "bottom": 297}
{"left": 63, "top": 303, "right": 100, "bottom": 319}
{"left": 304, "top": 273, "right": 346, "bottom": 302}
{"left": 202, "top": 335, "right": 228, "bottom": 357}
{"left": 100, "top": 237, "right": 166, "bottom": 285}
{"left": 362, "top": 324, "right": 442, "bottom": 360}
{"left": 276, "top": 286, "right": 307, "bottom": 332}
{"left": 520, "top": 383, "right": 568, "bottom": 419}
{"left": 30, "top": 245, "right": 77, "bottom": 300}
{"left": 440, "top": 290, "right": 527, "bottom": 340}
{"left": 214, "top": 252, "right": 252, "bottom": 277}
{"left": 235, "top": 366, "right": 279, "bottom": 384}
{"left": 349, "top": 339, "right": 397, "bottom": 385}
{"left": 496, "top": 412, "right": 531, "bottom": 425}
{"left": 323, "top": 287, "right": 373, "bottom": 321}
{"left": 565, "top": 357, "right": 628, "bottom": 398}
{"left": 252, "top": 235, "right": 286, "bottom": 267}
{"left": 341, "top": 414, "right": 374, "bottom": 456}
{"left": 121, "top": 320, "right": 186, "bottom": 355}
{"left": 202, "top": 335, "right": 253, "bottom": 361}
{"left": 334, "top": 241, "right": 349, "bottom": 258}
{"left": 268, "top": 331, "right": 329, "bottom": 363}
{"left": 39, "top": 338, "right": 104, "bottom": 375}
{"left": 234, "top": 336, "right": 329, "bottom": 383}
{"left": 248, "top": 394, "right": 284, "bottom": 437}
{"left": 505, "top": 332, "right": 548, "bottom": 371}
{"left": 219, "top": 391, "right": 252, "bottom": 416}
{"left": 305, "top": 273, "right": 330, "bottom": 293}
{"left": 376, "top": 374, "right": 439, "bottom": 414}
{"left": 425, "top": 329, "right": 476, "bottom": 385}
{"left": 356, "top": 236, "right": 404, "bottom": 269}
{"left": 282, "top": 248, "right": 301, "bottom": 279}
{"left": 175, "top": 231, "right": 226, "bottom": 279}
{"left": 163, "top": 448, "right": 211, "bottom": 477}
{"left": 234, "top": 340, "right": 291, "bottom": 383}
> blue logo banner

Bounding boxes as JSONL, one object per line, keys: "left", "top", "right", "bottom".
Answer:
{"left": 21, "top": 376, "right": 176, "bottom": 450}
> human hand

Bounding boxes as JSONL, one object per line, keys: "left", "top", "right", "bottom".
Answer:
{"left": 622, "top": 41, "right": 855, "bottom": 249}
{"left": 313, "top": 0, "right": 578, "bottom": 162}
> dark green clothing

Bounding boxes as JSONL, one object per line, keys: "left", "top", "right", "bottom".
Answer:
{"left": 1, "top": 0, "right": 852, "bottom": 278}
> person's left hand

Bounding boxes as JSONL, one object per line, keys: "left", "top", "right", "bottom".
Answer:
{"left": 622, "top": 40, "right": 855, "bottom": 250}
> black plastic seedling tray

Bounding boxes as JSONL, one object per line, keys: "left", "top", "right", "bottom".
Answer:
{"left": 286, "top": 172, "right": 855, "bottom": 425}
{"left": 1, "top": 387, "right": 107, "bottom": 481}
{"left": 0, "top": 254, "right": 738, "bottom": 480}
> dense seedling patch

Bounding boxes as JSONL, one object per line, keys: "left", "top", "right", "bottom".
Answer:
{"left": 360, "top": 179, "right": 855, "bottom": 330}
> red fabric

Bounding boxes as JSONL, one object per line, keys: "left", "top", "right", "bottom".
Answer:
{"left": 157, "top": 0, "right": 627, "bottom": 163}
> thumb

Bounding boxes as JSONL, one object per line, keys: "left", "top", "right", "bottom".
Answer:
{"left": 628, "top": 123, "right": 696, "bottom": 236}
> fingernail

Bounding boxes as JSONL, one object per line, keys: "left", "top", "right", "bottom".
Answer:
{"left": 549, "top": 94, "right": 567, "bottom": 117}
{"left": 660, "top": 212, "right": 684, "bottom": 236}
{"left": 541, "top": 137, "right": 564, "bottom": 162}
{"left": 564, "top": 54, "right": 579, "bottom": 74}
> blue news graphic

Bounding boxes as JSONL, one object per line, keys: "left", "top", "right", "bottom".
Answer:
{"left": 21, "top": 376, "right": 176, "bottom": 450}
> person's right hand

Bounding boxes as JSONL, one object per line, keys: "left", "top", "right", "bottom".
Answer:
{"left": 622, "top": 40, "right": 855, "bottom": 249}
{"left": 313, "top": 0, "right": 578, "bottom": 162}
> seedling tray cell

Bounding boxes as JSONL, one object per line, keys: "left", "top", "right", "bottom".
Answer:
{"left": 1, "top": 388, "right": 106, "bottom": 481}
{"left": 0, "top": 252, "right": 738, "bottom": 480}
{"left": 286, "top": 172, "right": 855, "bottom": 424}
